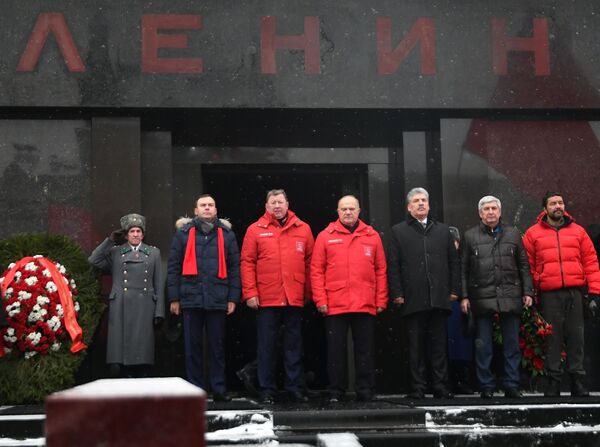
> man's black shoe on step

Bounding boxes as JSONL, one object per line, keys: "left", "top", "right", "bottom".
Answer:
{"left": 213, "top": 392, "right": 232, "bottom": 402}
{"left": 571, "top": 379, "right": 590, "bottom": 397}
{"left": 288, "top": 391, "right": 309, "bottom": 403}
{"left": 504, "top": 388, "right": 523, "bottom": 398}
{"left": 433, "top": 388, "right": 454, "bottom": 399}
{"left": 405, "top": 390, "right": 425, "bottom": 400}
{"left": 544, "top": 379, "right": 561, "bottom": 397}
{"left": 259, "top": 392, "right": 275, "bottom": 404}
{"left": 480, "top": 390, "right": 494, "bottom": 399}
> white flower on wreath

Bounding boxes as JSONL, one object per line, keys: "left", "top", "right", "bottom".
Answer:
{"left": 8, "top": 263, "right": 15, "bottom": 269}
{"left": 28, "top": 310, "right": 42, "bottom": 323}
{"left": 48, "top": 316, "right": 61, "bottom": 331}
{"left": 24, "top": 262, "right": 38, "bottom": 272}
{"left": 25, "top": 276, "right": 38, "bottom": 286}
{"left": 70, "top": 279, "right": 77, "bottom": 289}
{"left": 24, "top": 351, "right": 37, "bottom": 359}
{"left": 17, "top": 291, "right": 32, "bottom": 301}
{"left": 54, "top": 263, "right": 66, "bottom": 275}
{"left": 6, "top": 302, "right": 21, "bottom": 317}
{"left": 0, "top": 276, "right": 3, "bottom": 285}
{"left": 14, "top": 271, "right": 22, "bottom": 281}
{"left": 36, "top": 295, "right": 50, "bottom": 305}
{"left": 74, "top": 301, "right": 80, "bottom": 312}
{"left": 27, "top": 332, "right": 41, "bottom": 346}
{"left": 50, "top": 342, "right": 61, "bottom": 352}
{"left": 42, "top": 269, "right": 51, "bottom": 278}
{"left": 33, "top": 255, "right": 43, "bottom": 258}
{"left": 45, "top": 281, "right": 58, "bottom": 293}
{"left": 5, "top": 287, "right": 13, "bottom": 298}
{"left": 4, "top": 347, "right": 12, "bottom": 355}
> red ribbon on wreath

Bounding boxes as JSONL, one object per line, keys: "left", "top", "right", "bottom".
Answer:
{"left": 0, "top": 256, "right": 87, "bottom": 358}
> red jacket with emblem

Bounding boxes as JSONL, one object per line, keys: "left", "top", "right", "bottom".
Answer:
{"left": 311, "top": 219, "right": 388, "bottom": 316}
{"left": 523, "top": 211, "right": 600, "bottom": 294}
{"left": 241, "top": 210, "right": 314, "bottom": 307}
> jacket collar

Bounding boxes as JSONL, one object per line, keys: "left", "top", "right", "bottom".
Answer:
{"left": 327, "top": 218, "right": 370, "bottom": 235}
{"left": 120, "top": 242, "right": 150, "bottom": 255}
{"left": 257, "top": 210, "right": 298, "bottom": 229}
{"left": 536, "top": 210, "right": 574, "bottom": 229}
{"left": 478, "top": 219, "right": 502, "bottom": 235}
{"left": 407, "top": 214, "right": 435, "bottom": 231}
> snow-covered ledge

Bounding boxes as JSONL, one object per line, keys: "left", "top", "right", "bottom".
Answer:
{"left": 45, "top": 378, "right": 206, "bottom": 447}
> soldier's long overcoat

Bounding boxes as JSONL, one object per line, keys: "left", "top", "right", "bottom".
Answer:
{"left": 89, "top": 239, "right": 165, "bottom": 365}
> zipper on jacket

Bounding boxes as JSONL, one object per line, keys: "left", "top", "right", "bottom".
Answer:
{"left": 555, "top": 228, "right": 565, "bottom": 289}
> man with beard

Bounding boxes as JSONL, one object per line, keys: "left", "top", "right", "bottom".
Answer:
{"left": 241, "top": 189, "right": 314, "bottom": 404}
{"left": 524, "top": 192, "right": 600, "bottom": 397}
{"left": 167, "top": 195, "right": 241, "bottom": 401}
{"left": 387, "top": 187, "right": 461, "bottom": 400}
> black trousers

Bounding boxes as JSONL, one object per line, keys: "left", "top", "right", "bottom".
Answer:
{"left": 405, "top": 310, "right": 450, "bottom": 393}
{"left": 256, "top": 306, "right": 304, "bottom": 394}
{"left": 539, "top": 288, "right": 585, "bottom": 381}
{"left": 325, "top": 313, "right": 375, "bottom": 397}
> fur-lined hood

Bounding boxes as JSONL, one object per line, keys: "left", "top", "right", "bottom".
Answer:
{"left": 175, "top": 216, "right": 232, "bottom": 231}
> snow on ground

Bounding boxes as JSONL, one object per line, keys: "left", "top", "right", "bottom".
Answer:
{"left": 0, "top": 438, "right": 44, "bottom": 446}
{"left": 205, "top": 410, "right": 276, "bottom": 443}
{"left": 317, "top": 432, "right": 361, "bottom": 447}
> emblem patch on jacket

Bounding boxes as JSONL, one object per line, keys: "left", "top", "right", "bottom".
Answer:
{"left": 363, "top": 245, "right": 374, "bottom": 257}
{"left": 259, "top": 232, "right": 274, "bottom": 237}
{"left": 295, "top": 241, "right": 305, "bottom": 253}
{"left": 327, "top": 239, "right": 344, "bottom": 245}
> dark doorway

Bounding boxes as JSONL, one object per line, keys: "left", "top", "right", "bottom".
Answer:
{"left": 203, "top": 163, "right": 369, "bottom": 391}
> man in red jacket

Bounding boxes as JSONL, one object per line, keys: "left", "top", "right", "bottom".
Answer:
{"left": 311, "top": 195, "right": 388, "bottom": 402}
{"left": 241, "top": 189, "right": 314, "bottom": 404}
{"left": 523, "top": 191, "right": 600, "bottom": 397}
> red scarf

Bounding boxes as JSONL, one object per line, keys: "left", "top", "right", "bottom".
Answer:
{"left": 182, "top": 226, "right": 228, "bottom": 279}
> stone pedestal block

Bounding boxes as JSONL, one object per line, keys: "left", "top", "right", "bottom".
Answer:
{"left": 46, "top": 377, "right": 206, "bottom": 447}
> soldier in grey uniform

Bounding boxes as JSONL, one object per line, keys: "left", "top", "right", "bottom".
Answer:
{"left": 89, "top": 213, "right": 165, "bottom": 377}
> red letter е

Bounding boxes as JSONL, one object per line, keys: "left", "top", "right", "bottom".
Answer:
{"left": 142, "top": 14, "right": 202, "bottom": 73}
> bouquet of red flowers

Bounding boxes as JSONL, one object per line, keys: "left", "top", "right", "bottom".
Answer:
{"left": 519, "top": 305, "right": 553, "bottom": 377}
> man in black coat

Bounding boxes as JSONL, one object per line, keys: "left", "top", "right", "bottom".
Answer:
{"left": 460, "top": 196, "right": 533, "bottom": 399}
{"left": 388, "top": 187, "right": 461, "bottom": 399}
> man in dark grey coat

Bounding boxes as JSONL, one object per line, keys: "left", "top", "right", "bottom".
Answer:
{"left": 388, "top": 187, "right": 461, "bottom": 400}
{"left": 460, "top": 196, "right": 533, "bottom": 399}
{"left": 89, "top": 213, "right": 165, "bottom": 377}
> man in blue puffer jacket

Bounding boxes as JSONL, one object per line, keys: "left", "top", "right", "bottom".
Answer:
{"left": 167, "top": 194, "right": 241, "bottom": 401}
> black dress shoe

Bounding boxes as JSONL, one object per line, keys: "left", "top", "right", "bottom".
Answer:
{"left": 356, "top": 392, "right": 373, "bottom": 402}
{"left": 405, "top": 390, "right": 425, "bottom": 400}
{"left": 288, "top": 391, "right": 309, "bottom": 403}
{"left": 433, "top": 388, "right": 454, "bottom": 399}
{"left": 571, "top": 379, "right": 590, "bottom": 397}
{"left": 259, "top": 393, "right": 275, "bottom": 404}
{"left": 213, "top": 393, "right": 232, "bottom": 402}
{"left": 480, "top": 390, "right": 494, "bottom": 399}
{"left": 544, "top": 380, "right": 561, "bottom": 397}
{"left": 504, "top": 388, "right": 522, "bottom": 398}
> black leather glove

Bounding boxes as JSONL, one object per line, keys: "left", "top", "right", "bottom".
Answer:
{"left": 110, "top": 229, "right": 126, "bottom": 245}
{"left": 588, "top": 294, "right": 600, "bottom": 318}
